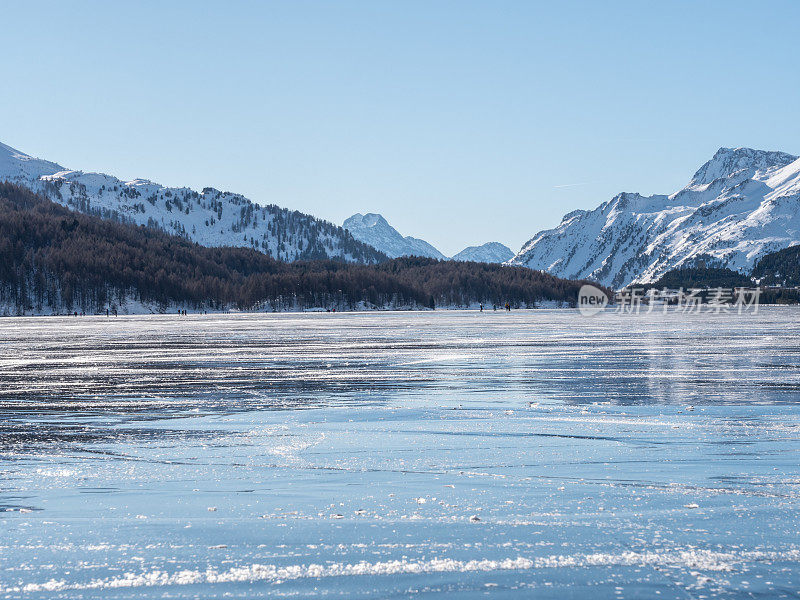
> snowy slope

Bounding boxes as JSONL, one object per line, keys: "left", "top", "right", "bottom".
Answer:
{"left": 509, "top": 147, "right": 800, "bottom": 288}
{"left": 0, "top": 142, "right": 65, "bottom": 181}
{"left": 343, "top": 213, "right": 447, "bottom": 259}
{"left": 452, "top": 242, "right": 514, "bottom": 263}
{"left": 0, "top": 142, "right": 386, "bottom": 264}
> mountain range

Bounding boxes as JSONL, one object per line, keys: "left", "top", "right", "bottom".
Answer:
{"left": 509, "top": 147, "right": 800, "bottom": 288}
{"left": 0, "top": 141, "right": 385, "bottom": 264}
{"left": 343, "top": 212, "right": 513, "bottom": 263}
{"left": 4, "top": 140, "right": 800, "bottom": 290}
{"left": 0, "top": 181, "right": 591, "bottom": 315}
{"left": 0, "top": 141, "right": 513, "bottom": 267}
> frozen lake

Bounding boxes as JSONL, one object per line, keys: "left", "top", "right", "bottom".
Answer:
{"left": 1, "top": 309, "right": 799, "bottom": 599}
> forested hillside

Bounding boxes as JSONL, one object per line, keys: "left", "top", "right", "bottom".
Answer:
{"left": 378, "top": 257, "right": 587, "bottom": 308}
{"left": 645, "top": 267, "right": 752, "bottom": 290}
{"left": 752, "top": 245, "right": 800, "bottom": 286}
{"left": 0, "top": 184, "right": 595, "bottom": 315}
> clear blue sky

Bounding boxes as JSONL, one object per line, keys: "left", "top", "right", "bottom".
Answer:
{"left": 2, "top": 1, "right": 798, "bottom": 255}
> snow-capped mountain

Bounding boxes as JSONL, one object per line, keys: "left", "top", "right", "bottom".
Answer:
{"left": 343, "top": 213, "right": 447, "bottom": 259}
{"left": 452, "top": 242, "right": 514, "bottom": 263}
{"left": 510, "top": 147, "right": 800, "bottom": 288}
{"left": 343, "top": 213, "right": 514, "bottom": 263}
{"left": 0, "top": 141, "right": 386, "bottom": 264}
{"left": 0, "top": 142, "right": 63, "bottom": 180}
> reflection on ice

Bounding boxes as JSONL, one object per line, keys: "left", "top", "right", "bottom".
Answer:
{"left": 0, "top": 309, "right": 799, "bottom": 598}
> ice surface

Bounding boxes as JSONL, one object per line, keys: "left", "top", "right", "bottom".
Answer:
{"left": 0, "top": 309, "right": 799, "bottom": 598}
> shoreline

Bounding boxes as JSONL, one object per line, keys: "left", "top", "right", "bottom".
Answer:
{"left": 4, "top": 303, "right": 800, "bottom": 319}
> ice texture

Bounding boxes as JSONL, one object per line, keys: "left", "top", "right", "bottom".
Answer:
{"left": 0, "top": 309, "right": 799, "bottom": 598}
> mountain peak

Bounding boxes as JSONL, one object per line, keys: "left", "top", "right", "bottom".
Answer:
{"left": 452, "top": 242, "right": 514, "bottom": 264}
{"left": 343, "top": 213, "right": 446, "bottom": 259}
{"left": 689, "top": 147, "right": 797, "bottom": 188}
{"left": 344, "top": 213, "right": 389, "bottom": 229}
{"left": 511, "top": 145, "right": 800, "bottom": 288}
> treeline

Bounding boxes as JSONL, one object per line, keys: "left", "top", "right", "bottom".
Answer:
{"left": 377, "top": 257, "right": 589, "bottom": 309}
{"left": 0, "top": 183, "right": 596, "bottom": 314}
{"left": 646, "top": 266, "right": 752, "bottom": 290}
{"left": 649, "top": 246, "right": 800, "bottom": 291}
{"left": 642, "top": 261, "right": 800, "bottom": 304}
{"left": 752, "top": 245, "right": 800, "bottom": 286}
